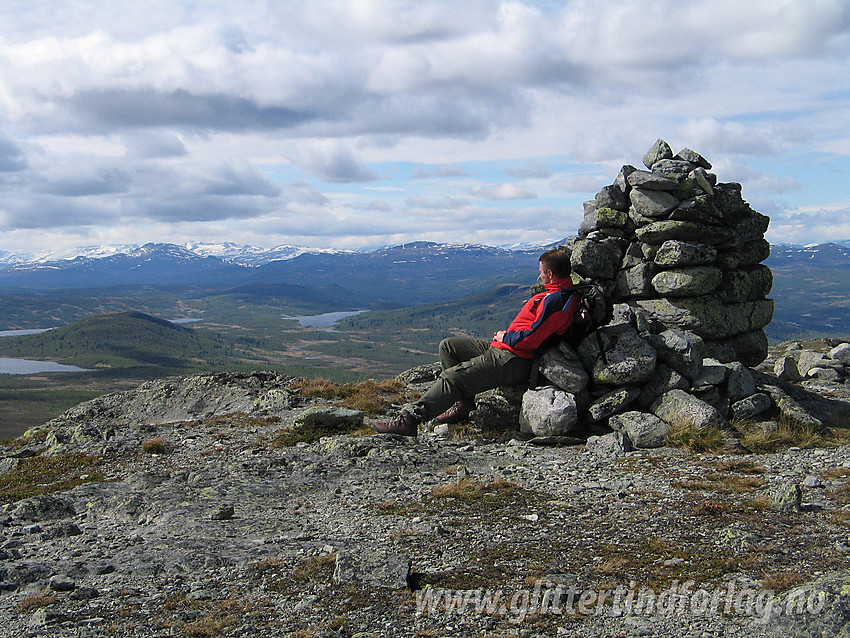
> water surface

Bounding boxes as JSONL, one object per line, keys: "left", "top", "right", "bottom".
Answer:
{"left": 286, "top": 310, "right": 367, "bottom": 329}
{"left": 0, "top": 357, "right": 90, "bottom": 374}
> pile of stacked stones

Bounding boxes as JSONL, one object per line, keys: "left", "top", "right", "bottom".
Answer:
{"left": 514, "top": 140, "right": 784, "bottom": 448}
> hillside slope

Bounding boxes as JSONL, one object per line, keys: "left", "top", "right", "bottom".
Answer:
{"left": 0, "top": 311, "right": 234, "bottom": 371}
{"left": 765, "top": 243, "right": 850, "bottom": 341}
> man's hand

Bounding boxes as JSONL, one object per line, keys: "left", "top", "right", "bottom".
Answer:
{"left": 493, "top": 330, "right": 506, "bottom": 343}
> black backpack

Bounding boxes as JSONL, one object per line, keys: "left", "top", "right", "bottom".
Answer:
{"left": 560, "top": 282, "right": 614, "bottom": 352}
{"left": 532, "top": 281, "right": 614, "bottom": 359}
{"left": 528, "top": 281, "right": 614, "bottom": 388}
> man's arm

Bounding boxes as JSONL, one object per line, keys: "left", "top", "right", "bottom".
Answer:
{"left": 499, "top": 291, "right": 575, "bottom": 352}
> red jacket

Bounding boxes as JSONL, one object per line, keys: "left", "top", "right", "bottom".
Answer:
{"left": 490, "top": 277, "right": 578, "bottom": 358}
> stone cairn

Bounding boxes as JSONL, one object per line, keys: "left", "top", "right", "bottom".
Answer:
{"left": 503, "top": 140, "right": 794, "bottom": 449}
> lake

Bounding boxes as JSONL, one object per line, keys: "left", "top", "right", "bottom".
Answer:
{"left": 0, "top": 357, "right": 91, "bottom": 375}
{"left": 0, "top": 328, "right": 54, "bottom": 337}
{"left": 286, "top": 310, "right": 367, "bottom": 329}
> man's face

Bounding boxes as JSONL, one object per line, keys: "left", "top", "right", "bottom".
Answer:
{"left": 539, "top": 261, "right": 554, "bottom": 284}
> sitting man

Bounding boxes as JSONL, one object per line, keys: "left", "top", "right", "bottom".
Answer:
{"left": 374, "top": 248, "right": 578, "bottom": 436}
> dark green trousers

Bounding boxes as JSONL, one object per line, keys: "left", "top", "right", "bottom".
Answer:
{"left": 414, "top": 337, "right": 533, "bottom": 420}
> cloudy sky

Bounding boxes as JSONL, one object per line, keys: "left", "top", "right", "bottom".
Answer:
{"left": 1, "top": 0, "right": 849, "bottom": 257}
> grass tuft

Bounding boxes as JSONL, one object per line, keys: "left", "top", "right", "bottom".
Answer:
{"left": 431, "top": 477, "right": 519, "bottom": 502}
{"left": 761, "top": 570, "right": 810, "bottom": 591}
{"left": 665, "top": 421, "right": 726, "bottom": 453}
{"left": 736, "top": 418, "right": 828, "bottom": 453}
{"left": 16, "top": 587, "right": 57, "bottom": 611}
{"left": 141, "top": 436, "right": 171, "bottom": 454}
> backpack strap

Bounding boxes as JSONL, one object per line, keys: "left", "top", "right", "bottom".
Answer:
{"left": 528, "top": 353, "right": 541, "bottom": 389}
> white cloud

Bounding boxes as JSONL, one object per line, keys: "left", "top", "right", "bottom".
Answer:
{"left": 766, "top": 205, "right": 850, "bottom": 245}
{"left": 405, "top": 196, "right": 470, "bottom": 209}
{"left": 289, "top": 142, "right": 380, "bottom": 183}
{"left": 681, "top": 118, "right": 780, "bottom": 156}
{"left": 411, "top": 164, "right": 468, "bottom": 178}
{"left": 468, "top": 183, "right": 538, "bottom": 200}
{"left": 0, "top": 0, "right": 848, "bottom": 253}
{"left": 507, "top": 160, "right": 551, "bottom": 179}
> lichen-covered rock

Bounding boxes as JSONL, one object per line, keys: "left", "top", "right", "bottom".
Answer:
{"left": 538, "top": 342, "right": 589, "bottom": 393}
{"left": 829, "top": 342, "right": 850, "bottom": 364}
{"left": 596, "top": 185, "right": 628, "bottom": 211}
{"left": 586, "top": 385, "right": 641, "bottom": 422}
{"left": 725, "top": 361, "right": 756, "bottom": 402}
{"left": 630, "top": 188, "right": 680, "bottom": 218}
{"left": 715, "top": 265, "right": 772, "bottom": 303}
{"left": 615, "top": 262, "right": 656, "bottom": 298}
{"left": 772, "top": 481, "right": 802, "bottom": 513}
{"left": 470, "top": 390, "right": 523, "bottom": 431}
{"left": 636, "top": 220, "right": 731, "bottom": 245}
{"left": 762, "top": 384, "right": 826, "bottom": 430}
{"left": 647, "top": 329, "right": 707, "bottom": 381}
{"left": 333, "top": 548, "right": 410, "bottom": 589}
{"left": 775, "top": 355, "right": 803, "bottom": 381}
{"left": 293, "top": 406, "right": 364, "bottom": 430}
{"left": 636, "top": 364, "right": 690, "bottom": 409}
{"left": 693, "top": 358, "right": 728, "bottom": 388}
{"left": 651, "top": 266, "right": 723, "bottom": 296}
{"left": 730, "top": 392, "right": 773, "bottom": 421}
{"left": 586, "top": 431, "right": 632, "bottom": 459}
{"left": 570, "top": 237, "right": 620, "bottom": 280}
{"left": 642, "top": 138, "right": 674, "bottom": 169}
{"left": 707, "top": 329, "right": 770, "bottom": 367}
{"left": 651, "top": 389, "right": 729, "bottom": 430}
{"left": 29, "top": 372, "right": 301, "bottom": 455}
{"left": 578, "top": 325, "right": 657, "bottom": 386}
{"left": 635, "top": 296, "right": 773, "bottom": 340}
{"left": 653, "top": 240, "right": 717, "bottom": 267}
{"left": 716, "top": 238, "right": 771, "bottom": 269}
{"left": 798, "top": 350, "right": 828, "bottom": 377}
{"left": 675, "top": 148, "right": 711, "bottom": 169}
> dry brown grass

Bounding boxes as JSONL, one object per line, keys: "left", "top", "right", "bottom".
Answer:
{"left": 431, "top": 477, "right": 519, "bottom": 502}
{"left": 177, "top": 594, "right": 276, "bottom": 637}
{"left": 292, "top": 378, "right": 415, "bottom": 416}
{"left": 665, "top": 420, "right": 726, "bottom": 453}
{"left": 15, "top": 587, "right": 57, "bottom": 611}
{"left": 761, "top": 570, "right": 810, "bottom": 591}
{"left": 692, "top": 499, "right": 731, "bottom": 516}
{"left": 141, "top": 436, "right": 171, "bottom": 454}
{"left": 736, "top": 417, "right": 829, "bottom": 452}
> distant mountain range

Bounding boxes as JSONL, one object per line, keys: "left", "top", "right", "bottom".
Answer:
{"left": 0, "top": 239, "right": 548, "bottom": 268}
{"left": 0, "top": 240, "right": 848, "bottom": 339}
{"left": 0, "top": 241, "right": 543, "bottom": 307}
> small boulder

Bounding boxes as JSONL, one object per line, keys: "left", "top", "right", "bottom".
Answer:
{"left": 651, "top": 389, "right": 729, "bottom": 430}
{"left": 772, "top": 481, "right": 802, "bottom": 513}
{"left": 609, "top": 411, "right": 669, "bottom": 448}
{"left": 642, "top": 139, "right": 674, "bottom": 170}
{"left": 828, "top": 342, "right": 850, "bottom": 364}
{"left": 519, "top": 386, "right": 578, "bottom": 437}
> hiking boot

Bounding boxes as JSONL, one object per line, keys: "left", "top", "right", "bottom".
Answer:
{"left": 373, "top": 411, "right": 419, "bottom": 437}
{"left": 435, "top": 398, "right": 475, "bottom": 424}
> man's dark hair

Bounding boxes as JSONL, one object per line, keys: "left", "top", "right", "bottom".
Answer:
{"left": 539, "top": 249, "right": 571, "bottom": 279}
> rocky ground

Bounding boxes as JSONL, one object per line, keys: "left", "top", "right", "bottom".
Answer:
{"left": 1, "top": 363, "right": 850, "bottom": 638}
